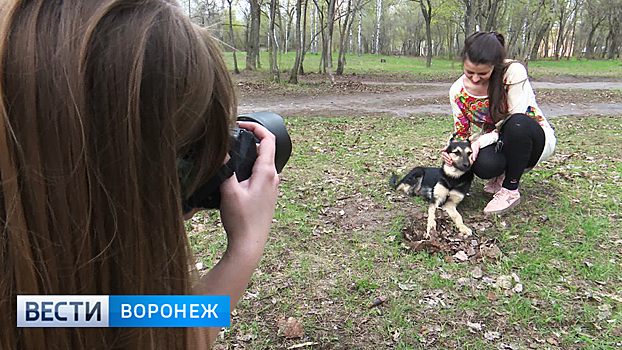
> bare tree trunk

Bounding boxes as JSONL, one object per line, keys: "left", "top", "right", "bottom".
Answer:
{"left": 336, "top": 0, "right": 354, "bottom": 75}
{"left": 349, "top": 21, "right": 353, "bottom": 55}
{"left": 325, "top": 0, "right": 337, "bottom": 81}
{"left": 418, "top": 0, "right": 433, "bottom": 67}
{"left": 284, "top": 0, "right": 291, "bottom": 53}
{"left": 290, "top": 0, "right": 303, "bottom": 83}
{"left": 605, "top": 6, "right": 621, "bottom": 59}
{"left": 313, "top": 1, "right": 326, "bottom": 73}
{"left": 585, "top": 20, "right": 604, "bottom": 59}
{"left": 559, "top": 0, "right": 579, "bottom": 59}
{"left": 226, "top": 0, "right": 239, "bottom": 74}
{"left": 269, "top": 0, "right": 280, "bottom": 82}
{"left": 553, "top": 0, "right": 570, "bottom": 60}
{"left": 462, "top": 0, "right": 474, "bottom": 38}
{"left": 522, "top": 0, "right": 546, "bottom": 62}
{"left": 358, "top": 12, "right": 362, "bottom": 56}
{"left": 246, "top": 0, "right": 261, "bottom": 70}
{"left": 565, "top": 10, "right": 578, "bottom": 59}
{"left": 375, "top": 0, "right": 383, "bottom": 55}
{"left": 529, "top": 18, "right": 551, "bottom": 61}
{"left": 299, "top": 0, "right": 309, "bottom": 74}
{"left": 484, "top": 0, "right": 500, "bottom": 31}
{"left": 312, "top": 5, "right": 318, "bottom": 54}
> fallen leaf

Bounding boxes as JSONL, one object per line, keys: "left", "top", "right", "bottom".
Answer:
{"left": 236, "top": 333, "right": 255, "bottom": 342}
{"left": 484, "top": 331, "right": 501, "bottom": 341}
{"left": 466, "top": 246, "right": 477, "bottom": 257}
{"left": 546, "top": 337, "right": 559, "bottom": 346}
{"left": 467, "top": 321, "right": 482, "bottom": 332}
{"left": 472, "top": 266, "right": 483, "bottom": 279}
{"left": 277, "top": 316, "right": 304, "bottom": 339}
{"left": 487, "top": 292, "right": 499, "bottom": 301}
{"left": 453, "top": 250, "right": 469, "bottom": 262}
{"left": 482, "top": 276, "right": 495, "bottom": 284}
{"left": 481, "top": 244, "right": 503, "bottom": 259}
{"left": 392, "top": 329, "right": 401, "bottom": 341}
{"left": 497, "top": 275, "right": 513, "bottom": 289}
{"left": 369, "top": 295, "right": 389, "bottom": 308}
{"left": 398, "top": 282, "right": 417, "bottom": 291}
{"left": 406, "top": 240, "right": 443, "bottom": 253}
{"left": 456, "top": 277, "right": 472, "bottom": 287}
{"left": 288, "top": 342, "right": 319, "bottom": 349}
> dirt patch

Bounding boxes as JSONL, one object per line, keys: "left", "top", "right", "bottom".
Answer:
{"left": 401, "top": 212, "right": 504, "bottom": 263}
{"left": 536, "top": 89, "right": 622, "bottom": 104}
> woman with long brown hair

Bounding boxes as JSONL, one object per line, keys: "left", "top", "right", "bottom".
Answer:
{"left": 444, "top": 31, "right": 556, "bottom": 214}
{"left": 0, "top": 0, "right": 278, "bottom": 348}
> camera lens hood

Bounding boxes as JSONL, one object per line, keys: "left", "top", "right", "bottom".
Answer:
{"left": 237, "top": 112, "right": 292, "bottom": 173}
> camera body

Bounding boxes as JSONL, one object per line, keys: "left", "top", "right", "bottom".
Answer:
{"left": 180, "top": 112, "right": 291, "bottom": 213}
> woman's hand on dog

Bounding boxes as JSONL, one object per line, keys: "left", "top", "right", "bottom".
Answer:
{"left": 442, "top": 140, "right": 480, "bottom": 165}
{"left": 470, "top": 140, "right": 480, "bottom": 162}
{"left": 441, "top": 147, "right": 453, "bottom": 166}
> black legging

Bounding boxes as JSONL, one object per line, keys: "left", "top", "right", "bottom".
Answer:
{"left": 472, "top": 113, "right": 545, "bottom": 190}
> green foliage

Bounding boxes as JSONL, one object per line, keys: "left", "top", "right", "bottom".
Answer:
{"left": 223, "top": 51, "right": 622, "bottom": 79}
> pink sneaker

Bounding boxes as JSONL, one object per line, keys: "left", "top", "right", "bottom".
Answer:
{"left": 484, "top": 173, "right": 505, "bottom": 194}
{"left": 483, "top": 188, "right": 521, "bottom": 215}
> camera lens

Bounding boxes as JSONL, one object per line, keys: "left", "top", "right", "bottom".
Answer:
{"left": 181, "top": 112, "right": 291, "bottom": 212}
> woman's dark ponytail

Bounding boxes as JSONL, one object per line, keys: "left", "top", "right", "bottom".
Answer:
{"left": 462, "top": 31, "right": 509, "bottom": 124}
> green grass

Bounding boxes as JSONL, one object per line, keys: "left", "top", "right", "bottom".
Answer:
{"left": 224, "top": 51, "right": 622, "bottom": 80}
{"left": 527, "top": 58, "right": 622, "bottom": 77}
{"left": 188, "top": 113, "right": 622, "bottom": 348}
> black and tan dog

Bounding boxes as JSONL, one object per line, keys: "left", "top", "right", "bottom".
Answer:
{"left": 390, "top": 135, "right": 474, "bottom": 238}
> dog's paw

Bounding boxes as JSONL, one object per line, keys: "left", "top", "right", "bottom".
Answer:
{"left": 458, "top": 225, "right": 472, "bottom": 237}
{"left": 423, "top": 229, "right": 432, "bottom": 240}
{"left": 425, "top": 225, "right": 436, "bottom": 240}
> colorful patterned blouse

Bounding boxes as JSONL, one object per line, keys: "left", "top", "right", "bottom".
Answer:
{"left": 449, "top": 61, "right": 553, "bottom": 149}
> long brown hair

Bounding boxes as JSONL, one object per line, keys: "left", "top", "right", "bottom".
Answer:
{"left": 462, "top": 31, "right": 509, "bottom": 124}
{"left": 0, "top": 0, "right": 234, "bottom": 348}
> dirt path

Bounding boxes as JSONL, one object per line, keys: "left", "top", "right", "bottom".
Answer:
{"left": 238, "top": 79, "right": 622, "bottom": 118}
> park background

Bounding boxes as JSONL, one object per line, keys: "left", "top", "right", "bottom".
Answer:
{"left": 181, "top": 0, "right": 619, "bottom": 82}
{"left": 181, "top": 0, "right": 622, "bottom": 348}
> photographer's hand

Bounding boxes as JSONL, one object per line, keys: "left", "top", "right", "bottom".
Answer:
{"left": 219, "top": 121, "right": 279, "bottom": 256}
{"left": 198, "top": 121, "right": 279, "bottom": 344}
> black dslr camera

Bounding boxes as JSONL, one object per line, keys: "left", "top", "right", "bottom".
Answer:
{"left": 180, "top": 112, "right": 291, "bottom": 213}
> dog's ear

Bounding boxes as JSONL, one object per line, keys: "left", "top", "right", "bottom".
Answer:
{"left": 467, "top": 132, "right": 481, "bottom": 143}
{"left": 448, "top": 132, "right": 461, "bottom": 146}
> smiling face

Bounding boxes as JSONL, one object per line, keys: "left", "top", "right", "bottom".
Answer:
{"left": 463, "top": 59, "right": 494, "bottom": 85}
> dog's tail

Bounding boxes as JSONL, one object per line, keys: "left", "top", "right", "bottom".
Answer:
{"left": 389, "top": 172, "right": 399, "bottom": 189}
